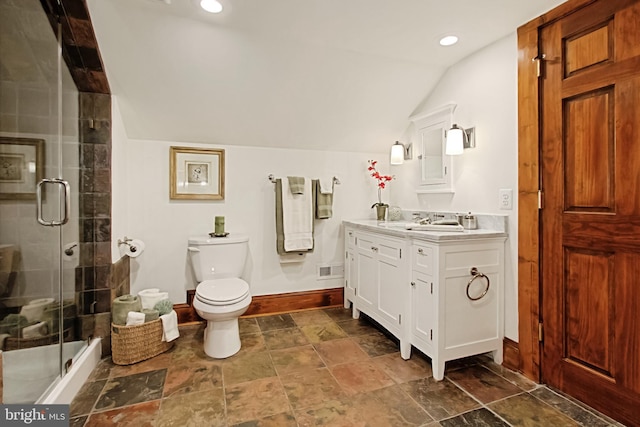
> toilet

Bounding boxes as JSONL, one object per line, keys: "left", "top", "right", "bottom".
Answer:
{"left": 188, "top": 234, "right": 251, "bottom": 358}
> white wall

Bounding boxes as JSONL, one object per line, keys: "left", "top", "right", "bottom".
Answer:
{"left": 111, "top": 106, "right": 387, "bottom": 304}
{"left": 110, "top": 33, "right": 521, "bottom": 341}
{"left": 394, "top": 33, "right": 520, "bottom": 340}
{"left": 110, "top": 96, "right": 128, "bottom": 263}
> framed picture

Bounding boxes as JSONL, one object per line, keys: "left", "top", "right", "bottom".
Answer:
{"left": 0, "top": 137, "right": 44, "bottom": 200}
{"left": 170, "top": 146, "right": 225, "bottom": 200}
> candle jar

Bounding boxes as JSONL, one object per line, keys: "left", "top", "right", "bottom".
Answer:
{"left": 214, "top": 216, "right": 225, "bottom": 235}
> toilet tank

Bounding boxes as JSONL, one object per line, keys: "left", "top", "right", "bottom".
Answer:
{"left": 188, "top": 234, "right": 249, "bottom": 282}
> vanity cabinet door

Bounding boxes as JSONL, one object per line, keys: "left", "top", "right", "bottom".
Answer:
{"left": 411, "top": 271, "right": 436, "bottom": 354}
{"left": 355, "top": 233, "right": 378, "bottom": 313}
{"left": 376, "top": 235, "right": 406, "bottom": 331}
{"left": 355, "top": 232, "right": 407, "bottom": 335}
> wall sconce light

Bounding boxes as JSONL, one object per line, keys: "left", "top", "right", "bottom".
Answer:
{"left": 445, "top": 124, "right": 475, "bottom": 155}
{"left": 390, "top": 141, "right": 412, "bottom": 165}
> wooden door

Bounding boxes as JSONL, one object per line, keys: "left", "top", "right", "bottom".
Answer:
{"left": 540, "top": 1, "right": 640, "bottom": 425}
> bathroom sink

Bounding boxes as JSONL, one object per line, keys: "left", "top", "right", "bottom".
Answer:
{"left": 378, "top": 221, "right": 465, "bottom": 232}
{"left": 377, "top": 222, "right": 414, "bottom": 229}
{"left": 406, "top": 224, "right": 464, "bottom": 232}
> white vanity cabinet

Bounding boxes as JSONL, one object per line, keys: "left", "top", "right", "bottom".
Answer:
{"left": 345, "top": 229, "right": 410, "bottom": 357}
{"left": 344, "top": 222, "right": 505, "bottom": 380}
{"left": 410, "top": 239, "right": 504, "bottom": 380}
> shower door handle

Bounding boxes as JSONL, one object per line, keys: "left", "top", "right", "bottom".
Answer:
{"left": 37, "top": 178, "right": 71, "bottom": 226}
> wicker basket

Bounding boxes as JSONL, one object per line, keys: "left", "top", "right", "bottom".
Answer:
{"left": 111, "top": 319, "right": 174, "bottom": 365}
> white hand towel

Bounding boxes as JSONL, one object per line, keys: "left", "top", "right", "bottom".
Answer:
{"left": 21, "top": 321, "right": 49, "bottom": 339}
{"left": 138, "top": 289, "right": 169, "bottom": 310}
{"left": 281, "top": 177, "right": 313, "bottom": 252}
{"left": 126, "top": 311, "right": 146, "bottom": 326}
{"left": 160, "top": 310, "right": 179, "bottom": 342}
{"left": 319, "top": 177, "right": 334, "bottom": 194}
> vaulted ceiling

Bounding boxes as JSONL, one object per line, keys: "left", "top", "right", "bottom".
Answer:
{"left": 87, "top": 0, "right": 566, "bottom": 153}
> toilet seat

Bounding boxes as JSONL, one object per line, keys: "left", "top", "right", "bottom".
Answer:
{"left": 196, "top": 278, "right": 250, "bottom": 306}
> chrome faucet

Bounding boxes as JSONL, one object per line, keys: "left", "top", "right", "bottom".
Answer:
{"left": 412, "top": 212, "right": 430, "bottom": 225}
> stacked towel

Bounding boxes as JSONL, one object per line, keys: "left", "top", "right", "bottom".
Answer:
{"left": 314, "top": 179, "right": 333, "bottom": 219}
{"left": 138, "top": 288, "right": 169, "bottom": 310}
{"left": 126, "top": 311, "right": 146, "bottom": 326}
{"left": 160, "top": 310, "right": 179, "bottom": 342}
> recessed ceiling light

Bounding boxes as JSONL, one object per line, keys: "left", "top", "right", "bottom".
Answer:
{"left": 439, "top": 35, "right": 459, "bottom": 46}
{"left": 200, "top": 0, "right": 223, "bottom": 13}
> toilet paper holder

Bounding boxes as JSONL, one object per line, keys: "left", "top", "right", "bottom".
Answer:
{"left": 118, "top": 236, "right": 139, "bottom": 253}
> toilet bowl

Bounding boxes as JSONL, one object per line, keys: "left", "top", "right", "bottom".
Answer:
{"left": 193, "top": 278, "right": 251, "bottom": 358}
{"left": 188, "top": 234, "right": 251, "bottom": 359}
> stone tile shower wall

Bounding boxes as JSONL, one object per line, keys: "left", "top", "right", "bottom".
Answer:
{"left": 77, "top": 92, "right": 129, "bottom": 356}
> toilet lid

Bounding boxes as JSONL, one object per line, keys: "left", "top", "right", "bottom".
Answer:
{"left": 196, "top": 278, "right": 250, "bottom": 306}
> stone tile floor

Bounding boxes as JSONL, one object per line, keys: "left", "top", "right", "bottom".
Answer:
{"left": 69, "top": 307, "right": 624, "bottom": 426}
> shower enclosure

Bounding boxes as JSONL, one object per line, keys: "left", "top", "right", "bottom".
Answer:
{"left": 0, "top": 0, "right": 91, "bottom": 403}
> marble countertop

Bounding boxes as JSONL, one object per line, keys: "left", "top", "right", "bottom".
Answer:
{"left": 343, "top": 219, "right": 507, "bottom": 243}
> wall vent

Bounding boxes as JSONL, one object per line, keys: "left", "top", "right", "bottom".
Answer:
{"left": 316, "top": 263, "right": 344, "bottom": 280}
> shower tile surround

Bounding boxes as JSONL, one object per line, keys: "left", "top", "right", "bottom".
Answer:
{"left": 76, "top": 92, "right": 127, "bottom": 356}
{"left": 68, "top": 308, "right": 622, "bottom": 426}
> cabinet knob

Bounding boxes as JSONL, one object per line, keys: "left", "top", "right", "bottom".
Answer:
{"left": 411, "top": 282, "right": 415, "bottom": 287}
{"left": 371, "top": 246, "right": 378, "bottom": 252}
{"left": 348, "top": 231, "right": 353, "bottom": 236}
{"left": 417, "top": 248, "right": 424, "bottom": 254}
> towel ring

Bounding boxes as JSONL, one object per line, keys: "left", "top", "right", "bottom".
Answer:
{"left": 466, "top": 267, "right": 490, "bottom": 301}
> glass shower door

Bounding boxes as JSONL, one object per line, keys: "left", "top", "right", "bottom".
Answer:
{"left": 0, "top": 0, "right": 82, "bottom": 403}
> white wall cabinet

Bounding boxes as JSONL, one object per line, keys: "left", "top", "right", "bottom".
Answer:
{"left": 344, "top": 224, "right": 505, "bottom": 380}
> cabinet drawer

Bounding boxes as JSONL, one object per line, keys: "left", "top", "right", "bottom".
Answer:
{"left": 412, "top": 243, "right": 434, "bottom": 275}
{"left": 356, "top": 232, "right": 403, "bottom": 261}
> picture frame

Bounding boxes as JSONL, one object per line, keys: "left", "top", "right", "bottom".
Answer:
{"left": 170, "top": 146, "right": 225, "bottom": 200}
{"left": 0, "top": 137, "right": 44, "bottom": 200}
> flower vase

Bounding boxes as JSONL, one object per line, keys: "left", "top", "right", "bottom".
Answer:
{"left": 376, "top": 205, "right": 387, "bottom": 221}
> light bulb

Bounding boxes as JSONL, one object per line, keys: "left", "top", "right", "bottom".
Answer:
{"left": 446, "top": 126, "right": 464, "bottom": 155}
{"left": 439, "top": 35, "right": 459, "bottom": 46}
{"left": 200, "top": 0, "right": 222, "bottom": 13}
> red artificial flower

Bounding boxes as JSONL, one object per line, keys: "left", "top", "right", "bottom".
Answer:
{"left": 367, "top": 159, "right": 395, "bottom": 207}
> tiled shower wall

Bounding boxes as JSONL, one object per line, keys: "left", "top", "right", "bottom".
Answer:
{"left": 77, "top": 92, "right": 128, "bottom": 356}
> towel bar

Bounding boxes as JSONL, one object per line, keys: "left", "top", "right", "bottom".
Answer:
{"left": 268, "top": 174, "right": 340, "bottom": 185}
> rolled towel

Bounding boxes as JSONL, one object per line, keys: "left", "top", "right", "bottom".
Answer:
{"left": 19, "top": 297, "right": 55, "bottom": 322}
{"left": 10, "top": 320, "right": 38, "bottom": 338}
{"left": 111, "top": 294, "right": 142, "bottom": 325}
{"left": 126, "top": 311, "right": 146, "bottom": 326}
{"left": 153, "top": 299, "right": 173, "bottom": 316}
{"left": 142, "top": 308, "right": 159, "bottom": 322}
{"left": 138, "top": 289, "right": 170, "bottom": 310}
{"left": 0, "top": 314, "right": 28, "bottom": 334}
{"left": 21, "top": 321, "right": 49, "bottom": 339}
{"left": 160, "top": 310, "right": 179, "bottom": 342}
